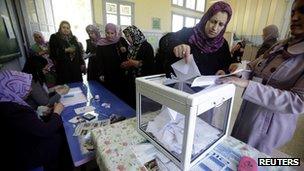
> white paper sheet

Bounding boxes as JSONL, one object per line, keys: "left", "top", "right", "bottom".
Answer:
{"left": 171, "top": 54, "right": 201, "bottom": 81}
{"left": 146, "top": 106, "right": 221, "bottom": 155}
{"left": 191, "top": 75, "right": 220, "bottom": 87}
{"left": 60, "top": 87, "right": 87, "bottom": 106}
{"left": 74, "top": 106, "right": 96, "bottom": 115}
{"left": 191, "top": 69, "right": 250, "bottom": 87}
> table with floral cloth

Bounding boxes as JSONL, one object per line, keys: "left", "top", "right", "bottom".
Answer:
{"left": 91, "top": 117, "right": 292, "bottom": 171}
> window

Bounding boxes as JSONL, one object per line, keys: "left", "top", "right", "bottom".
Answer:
{"left": 185, "top": 17, "right": 195, "bottom": 27}
{"left": 22, "top": 0, "right": 92, "bottom": 48}
{"left": 172, "top": 0, "right": 205, "bottom": 12}
{"left": 172, "top": 0, "right": 183, "bottom": 6}
{"left": 22, "top": 0, "right": 57, "bottom": 45}
{"left": 172, "top": 14, "right": 184, "bottom": 32}
{"left": 172, "top": 14, "right": 200, "bottom": 32}
{"left": 104, "top": 0, "right": 134, "bottom": 26}
{"left": 51, "top": 0, "right": 92, "bottom": 50}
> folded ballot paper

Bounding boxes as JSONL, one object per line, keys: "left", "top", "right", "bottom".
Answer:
{"left": 171, "top": 55, "right": 250, "bottom": 87}
{"left": 191, "top": 69, "right": 249, "bottom": 87}
{"left": 146, "top": 106, "right": 221, "bottom": 155}
{"left": 171, "top": 54, "right": 201, "bottom": 81}
{"left": 60, "top": 87, "right": 87, "bottom": 106}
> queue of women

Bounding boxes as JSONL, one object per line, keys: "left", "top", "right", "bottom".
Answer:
{"left": 1, "top": 0, "right": 303, "bottom": 170}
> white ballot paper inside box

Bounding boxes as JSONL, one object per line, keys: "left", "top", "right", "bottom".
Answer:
{"left": 146, "top": 106, "right": 220, "bottom": 155}
{"left": 171, "top": 54, "right": 201, "bottom": 81}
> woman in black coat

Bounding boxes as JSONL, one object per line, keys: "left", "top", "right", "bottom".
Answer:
{"left": 121, "top": 25, "right": 155, "bottom": 108}
{"left": 85, "top": 24, "right": 103, "bottom": 81}
{"left": 164, "top": 1, "right": 233, "bottom": 77}
{"left": 49, "top": 21, "right": 85, "bottom": 84}
{"left": 95, "top": 23, "right": 128, "bottom": 99}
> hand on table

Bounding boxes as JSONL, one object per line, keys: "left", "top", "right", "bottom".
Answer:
{"left": 215, "top": 70, "right": 226, "bottom": 75}
{"left": 55, "top": 85, "right": 69, "bottom": 95}
{"left": 53, "top": 102, "right": 64, "bottom": 115}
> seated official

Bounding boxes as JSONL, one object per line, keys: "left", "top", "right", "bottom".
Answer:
{"left": 0, "top": 70, "right": 72, "bottom": 171}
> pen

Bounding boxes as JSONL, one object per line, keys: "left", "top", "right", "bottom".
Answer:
{"left": 64, "top": 94, "right": 74, "bottom": 98}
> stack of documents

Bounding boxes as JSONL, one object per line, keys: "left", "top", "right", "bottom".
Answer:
{"left": 60, "top": 87, "right": 87, "bottom": 106}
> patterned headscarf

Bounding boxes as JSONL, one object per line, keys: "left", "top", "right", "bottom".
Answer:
{"left": 189, "top": 1, "right": 232, "bottom": 54}
{"left": 263, "top": 25, "right": 279, "bottom": 42}
{"left": 123, "top": 25, "right": 146, "bottom": 59}
{"left": 0, "top": 70, "right": 32, "bottom": 107}
{"left": 97, "top": 23, "right": 121, "bottom": 46}
{"left": 86, "top": 24, "right": 102, "bottom": 46}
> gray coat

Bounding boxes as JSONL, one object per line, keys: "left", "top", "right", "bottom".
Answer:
{"left": 232, "top": 40, "right": 304, "bottom": 154}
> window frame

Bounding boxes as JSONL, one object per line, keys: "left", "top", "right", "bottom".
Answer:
{"left": 171, "top": 12, "right": 200, "bottom": 32}
{"left": 172, "top": 0, "right": 205, "bottom": 12}
{"left": 103, "top": 0, "right": 134, "bottom": 27}
{"left": 21, "top": 0, "right": 57, "bottom": 45}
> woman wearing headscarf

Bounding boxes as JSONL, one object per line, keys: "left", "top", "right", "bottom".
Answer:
{"left": 255, "top": 24, "right": 279, "bottom": 59}
{"left": 49, "top": 20, "right": 85, "bottom": 84}
{"left": 216, "top": 0, "right": 304, "bottom": 155}
{"left": 0, "top": 70, "right": 72, "bottom": 171}
{"left": 164, "top": 1, "right": 233, "bottom": 76}
{"left": 121, "top": 25, "right": 154, "bottom": 108}
{"left": 22, "top": 56, "right": 68, "bottom": 110}
{"left": 231, "top": 40, "right": 246, "bottom": 63}
{"left": 30, "top": 31, "right": 56, "bottom": 87}
{"left": 85, "top": 25, "right": 102, "bottom": 81}
{"left": 96, "top": 23, "right": 128, "bottom": 98}
{"left": 154, "top": 32, "right": 174, "bottom": 75}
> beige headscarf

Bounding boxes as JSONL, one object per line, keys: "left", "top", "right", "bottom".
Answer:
{"left": 263, "top": 25, "right": 279, "bottom": 42}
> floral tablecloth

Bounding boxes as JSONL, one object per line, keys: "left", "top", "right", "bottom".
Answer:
{"left": 91, "top": 117, "right": 292, "bottom": 171}
{"left": 91, "top": 117, "right": 146, "bottom": 171}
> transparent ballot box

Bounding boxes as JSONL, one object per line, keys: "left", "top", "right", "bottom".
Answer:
{"left": 135, "top": 74, "right": 236, "bottom": 170}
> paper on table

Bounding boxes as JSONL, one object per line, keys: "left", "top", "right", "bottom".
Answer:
{"left": 67, "top": 87, "right": 82, "bottom": 94}
{"left": 191, "top": 69, "right": 249, "bottom": 87}
{"left": 60, "top": 87, "right": 87, "bottom": 106}
{"left": 73, "top": 119, "right": 110, "bottom": 136}
{"left": 130, "top": 143, "right": 158, "bottom": 165}
{"left": 74, "top": 106, "right": 96, "bottom": 115}
{"left": 130, "top": 143, "right": 181, "bottom": 171}
{"left": 171, "top": 54, "right": 201, "bottom": 81}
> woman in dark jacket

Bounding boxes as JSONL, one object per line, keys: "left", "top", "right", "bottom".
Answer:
{"left": 96, "top": 23, "right": 128, "bottom": 99}
{"left": 85, "top": 24, "right": 102, "bottom": 81}
{"left": 30, "top": 31, "right": 56, "bottom": 87}
{"left": 164, "top": 1, "right": 233, "bottom": 77}
{"left": 22, "top": 57, "right": 63, "bottom": 109}
{"left": 49, "top": 20, "right": 85, "bottom": 84}
{"left": 0, "top": 70, "right": 71, "bottom": 171}
{"left": 121, "top": 25, "right": 155, "bottom": 108}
